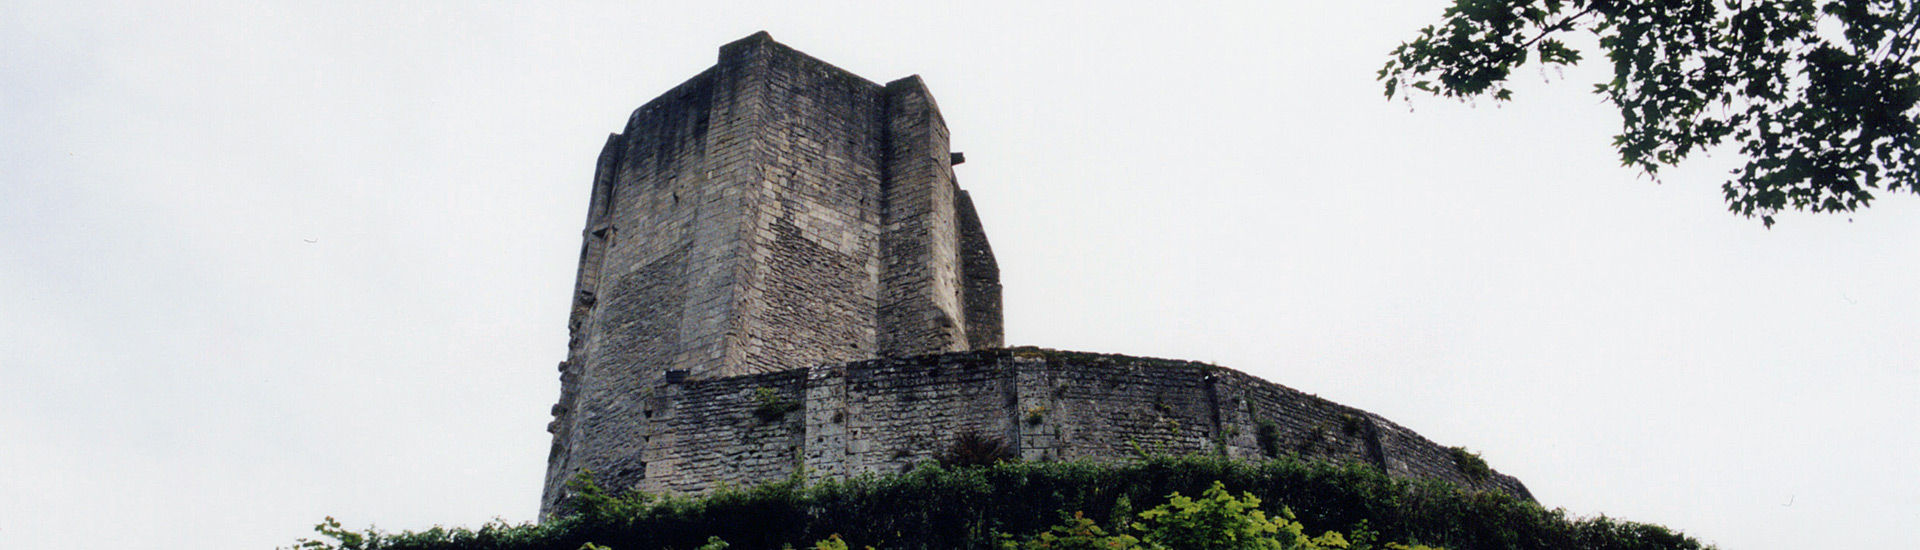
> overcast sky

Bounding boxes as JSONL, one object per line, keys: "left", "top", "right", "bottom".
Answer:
{"left": 3, "top": 2, "right": 1916, "bottom": 549}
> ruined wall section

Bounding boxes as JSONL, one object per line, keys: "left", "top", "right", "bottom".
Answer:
{"left": 834, "top": 354, "right": 1014, "bottom": 475}
{"left": 613, "top": 349, "right": 1531, "bottom": 504}
{"left": 648, "top": 370, "right": 808, "bottom": 495}
{"left": 686, "top": 38, "right": 774, "bottom": 380}
{"left": 544, "top": 33, "right": 1007, "bottom": 514}
{"left": 1018, "top": 352, "right": 1219, "bottom": 461}
{"left": 1368, "top": 413, "right": 1530, "bottom": 497}
{"left": 1207, "top": 368, "right": 1529, "bottom": 498}
{"left": 728, "top": 38, "right": 890, "bottom": 375}
{"left": 878, "top": 77, "right": 970, "bottom": 357}
{"left": 543, "top": 67, "right": 727, "bottom": 511}
{"left": 543, "top": 132, "right": 631, "bottom": 502}
{"left": 1221, "top": 369, "right": 1383, "bottom": 464}
{"left": 955, "top": 190, "right": 1002, "bottom": 349}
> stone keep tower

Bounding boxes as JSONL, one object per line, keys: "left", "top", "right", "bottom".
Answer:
{"left": 542, "top": 32, "right": 1001, "bottom": 512}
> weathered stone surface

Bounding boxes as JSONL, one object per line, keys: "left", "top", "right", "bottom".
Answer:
{"left": 543, "top": 32, "right": 1002, "bottom": 514}
{"left": 550, "top": 347, "right": 1530, "bottom": 512}
{"left": 541, "top": 33, "right": 1526, "bottom": 517}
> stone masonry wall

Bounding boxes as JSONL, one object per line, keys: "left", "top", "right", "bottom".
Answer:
{"left": 543, "top": 33, "right": 1002, "bottom": 513}
{"left": 876, "top": 76, "right": 971, "bottom": 357}
{"left": 545, "top": 348, "right": 1530, "bottom": 513}
{"left": 728, "top": 36, "right": 888, "bottom": 376}
{"left": 955, "top": 189, "right": 1003, "bottom": 350}
{"left": 540, "top": 33, "right": 1520, "bottom": 517}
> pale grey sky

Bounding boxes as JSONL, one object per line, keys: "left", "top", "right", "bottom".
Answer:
{"left": 3, "top": 2, "right": 1915, "bottom": 549}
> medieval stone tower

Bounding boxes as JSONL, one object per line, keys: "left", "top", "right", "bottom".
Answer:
{"left": 542, "top": 32, "right": 1002, "bottom": 512}
{"left": 543, "top": 32, "right": 1530, "bottom": 517}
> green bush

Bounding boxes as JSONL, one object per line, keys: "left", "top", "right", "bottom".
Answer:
{"left": 751, "top": 387, "right": 801, "bottom": 422}
{"left": 937, "top": 430, "right": 1016, "bottom": 467}
{"left": 1136, "top": 481, "right": 1342, "bottom": 550}
{"left": 289, "top": 456, "right": 1710, "bottom": 550}
{"left": 1010, "top": 511, "right": 1134, "bottom": 550}
{"left": 1447, "top": 448, "right": 1491, "bottom": 483}
{"left": 1256, "top": 421, "right": 1284, "bottom": 458}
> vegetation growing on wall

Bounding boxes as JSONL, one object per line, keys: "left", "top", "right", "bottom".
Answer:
{"left": 291, "top": 456, "right": 1709, "bottom": 550}
{"left": 1257, "top": 420, "right": 1284, "bottom": 458}
{"left": 936, "top": 430, "right": 1016, "bottom": 467}
{"left": 1448, "top": 447, "right": 1492, "bottom": 483}
{"left": 1340, "top": 414, "right": 1366, "bottom": 437}
{"left": 751, "top": 387, "right": 801, "bottom": 422}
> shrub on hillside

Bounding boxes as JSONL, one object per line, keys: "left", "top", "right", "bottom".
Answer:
{"left": 289, "top": 456, "right": 1710, "bottom": 550}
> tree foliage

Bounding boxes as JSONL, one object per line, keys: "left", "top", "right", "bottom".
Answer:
{"left": 1127, "top": 481, "right": 1353, "bottom": 550}
{"left": 1382, "top": 0, "right": 1920, "bottom": 226}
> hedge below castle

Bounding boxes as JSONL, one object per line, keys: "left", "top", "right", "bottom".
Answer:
{"left": 291, "top": 456, "right": 1710, "bottom": 550}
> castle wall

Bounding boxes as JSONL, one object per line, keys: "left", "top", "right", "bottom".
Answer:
{"left": 541, "top": 33, "right": 1523, "bottom": 518}
{"left": 956, "top": 190, "right": 1003, "bottom": 350}
{"left": 877, "top": 77, "right": 971, "bottom": 357}
{"left": 649, "top": 370, "right": 809, "bottom": 494}
{"left": 555, "top": 348, "right": 1530, "bottom": 510}
{"left": 813, "top": 354, "right": 1016, "bottom": 479}
{"left": 1019, "top": 353, "right": 1221, "bottom": 461}
{"left": 725, "top": 36, "right": 890, "bottom": 375}
{"left": 544, "top": 33, "right": 1001, "bottom": 512}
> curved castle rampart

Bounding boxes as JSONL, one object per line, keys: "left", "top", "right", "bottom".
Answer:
{"left": 587, "top": 348, "right": 1529, "bottom": 502}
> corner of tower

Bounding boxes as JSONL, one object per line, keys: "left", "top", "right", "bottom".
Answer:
{"left": 885, "top": 76, "right": 948, "bottom": 122}
{"left": 728, "top": 30, "right": 776, "bottom": 49}
{"left": 719, "top": 31, "right": 781, "bottom": 65}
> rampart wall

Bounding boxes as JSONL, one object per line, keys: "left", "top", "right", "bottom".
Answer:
{"left": 545, "top": 348, "right": 1530, "bottom": 511}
